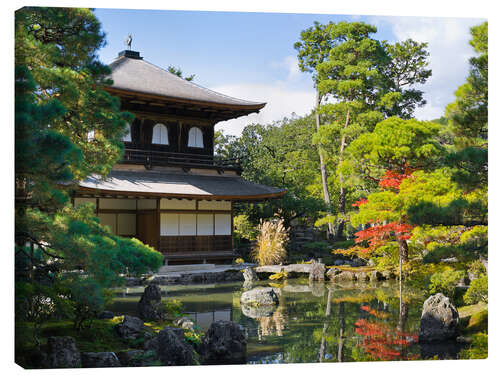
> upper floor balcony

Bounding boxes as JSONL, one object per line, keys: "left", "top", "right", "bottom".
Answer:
{"left": 120, "top": 144, "right": 242, "bottom": 173}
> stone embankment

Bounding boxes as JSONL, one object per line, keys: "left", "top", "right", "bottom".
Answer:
{"left": 43, "top": 284, "right": 247, "bottom": 368}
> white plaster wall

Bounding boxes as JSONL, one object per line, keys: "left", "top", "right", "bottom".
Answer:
{"left": 161, "top": 213, "right": 179, "bottom": 236}
{"left": 74, "top": 198, "right": 97, "bottom": 207}
{"left": 98, "top": 213, "right": 116, "bottom": 234}
{"left": 137, "top": 199, "right": 157, "bottom": 210}
{"left": 179, "top": 214, "right": 196, "bottom": 235}
{"left": 197, "top": 214, "right": 213, "bottom": 235}
{"left": 160, "top": 198, "right": 196, "bottom": 210}
{"left": 214, "top": 214, "right": 231, "bottom": 235}
{"left": 117, "top": 214, "right": 136, "bottom": 235}
{"left": 198, "top": 200, "right": 231, "bottom": 210}
{"left": 99, "top": 198, "right": 136, "bottom": 210}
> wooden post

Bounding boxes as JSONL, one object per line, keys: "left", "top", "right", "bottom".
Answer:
{"left": 178, "top": 121, "right": 183, "bottom": 152}
{"left": 156, "top": 198, "right": 161, "bottom": 251}
{"left": 231, "top": 201, "right": 234, "bottom": 251}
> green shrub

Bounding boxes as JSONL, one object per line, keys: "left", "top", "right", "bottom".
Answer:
{"left": 459, "top": 332, "right": 488, "bottom": 359}
{"left": 464, "top": 275, "right": 488, "bottom": 304}
{"left": 162, "top": 299, "right": 184, "bottom": 319}
{"left": 428, "top": 269, "right": 465, "bottom": 298}
{"left": 64, "top": 277, "right": 109, "bottom": 331}
{"left": 303, "top": 241, "right": 330, "bottom": 252}
{"left": 234, "top": 215, "right": 258, "bottom": 243}
{"left": 468, "top": 260, "right": 487, "bottom": 279}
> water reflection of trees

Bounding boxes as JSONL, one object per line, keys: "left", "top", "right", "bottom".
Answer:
{"left": 256, "top": 304, "right": 286, "bottom": 340}
{"left": 240, "top": 281, "right": 424, "bottom": 363}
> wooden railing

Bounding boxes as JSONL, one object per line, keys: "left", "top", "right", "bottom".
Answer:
{"left": 121, "top": 148, "right": 241, "bottom": 171}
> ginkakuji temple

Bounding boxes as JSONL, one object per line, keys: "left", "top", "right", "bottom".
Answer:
{"left": 73, "top": 49, "right": 286, "bottom": 264}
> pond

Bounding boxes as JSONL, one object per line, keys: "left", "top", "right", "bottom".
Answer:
{"left": 111, "top": 280, "right": 466, "bottom": 363}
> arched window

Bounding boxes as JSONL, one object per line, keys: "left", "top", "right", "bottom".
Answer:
{"left": 188, "top": 127, "right": 204, "bottom": 148}
{"left": 121, "top": 123, "right": 132, "bottom": 142}
{"left": 152, "top": 123, "right": 169, "bottom": 145}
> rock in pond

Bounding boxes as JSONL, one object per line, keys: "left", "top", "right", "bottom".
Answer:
{"left": 115, "top": 315, "right": 145, "bottom": 340}
{"left": 243, "top": 267, "right": 259, "bottom": 282}
{"left": 81, "top": 352, "right": 121, "bottom": 368}
{"left": 327, "top": 267, "right": 356, "bottom": 282}
{"left": 201, "top": 321, "right": 247, "bottom": 365}
{"left": 308, "top": 260, "right": 325, "bottom": 282}
{"left": 240, "top": 287, "right": 280, "bottom": 306}
{"left": 370, "top": 270, "right": 383, "bottom": 281}
{"left": 137, "top": 284, "right": 164, "bottom": 321}
{"left": 419, "top": 293, "right": 459, "bottom": 342}
{"left": 44, "top": 336, "right": 81, "bottom": 368}
{"left": 157, "top": 327, "right": 194, "bottom": 366}
{"left": 357, "top": 272, "right": 370, "bottom": 282}
{"left": 241, "top": 303, "right": 277, "bottom": 318}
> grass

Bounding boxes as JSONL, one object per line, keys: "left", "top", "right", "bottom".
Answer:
{"left": 458, "top": 301, "right": 487, "bottom": 318}
{"left": 457, "top": 302, "right": 488, "bottom": 335}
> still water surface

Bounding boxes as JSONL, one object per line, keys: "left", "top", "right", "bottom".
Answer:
{"left": 112, "top": 280, "right": 465, "bottom": 363}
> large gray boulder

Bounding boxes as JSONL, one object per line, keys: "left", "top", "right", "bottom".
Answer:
{"left": 240, "top": 287, "right": 279, "bottom": 306}
{"left": 81, "top": 352, "right": 121, "bottom": 368}
{"left": 308, "top": 260, "right": 325, "bottom": 282}
{"left": 241, "top": 303, "right": 277, "bottom": 318}
{"left": 243, "top": 267, "right": 259, "bottom": 282}
{"left": 137, "top": 284, "right": 164, "bottom": 321}
{"left": 419, "top": 293, "right": 459, "bottom": 342}
{"left": 157, "top": 327, "right": 194, "bottom": 366}
{"left": 201, "top": 321, "right": 247, "bottom": 365}
{"left": 115, "top": 315, "right": 145, "bottom": 340}
{"left": 44, "top": 336, "right": 81, "bottom": 368}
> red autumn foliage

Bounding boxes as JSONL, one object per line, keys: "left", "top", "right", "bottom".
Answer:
{"left": 352, "top": 198, "right": 368, "bottom": 207}
{"left": 379, "top": 169, "right": 414, "bottom": 190}
{"left": 354, "top": 222, "right": 414, "bottom": 249}
{"left": 355, "top": 306, "right": 419, "bottom": 361}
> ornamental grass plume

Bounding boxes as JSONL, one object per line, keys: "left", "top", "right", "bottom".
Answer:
{"left": 251, "top": 218, "right": 289, "bottom": 266}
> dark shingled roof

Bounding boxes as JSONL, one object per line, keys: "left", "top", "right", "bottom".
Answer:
{"left": 78, "top": 170, "right": 286, "bottom": 201}
{"left": 108, "top": 53, "right": 266, "bottom": 109}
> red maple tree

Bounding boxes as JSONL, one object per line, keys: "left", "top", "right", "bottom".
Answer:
{"left": 350, "top": 169, "right": 415, "bottom": 263}
{"left": 355, "top": 305, "right": 419, "bottom": 361}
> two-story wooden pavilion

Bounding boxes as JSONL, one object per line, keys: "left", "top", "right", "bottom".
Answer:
{"left": 73, "top": 50, "right": 286, "bottom": 264}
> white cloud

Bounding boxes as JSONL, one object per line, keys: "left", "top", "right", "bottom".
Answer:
{"left": 378, "top": 16, "right": 482, "bottom": 120}
{"left": 270, "top": 55, "right": 301, "bottom": 81}
{"left": 213, "top": 82, "right": 315, "bottom": 136}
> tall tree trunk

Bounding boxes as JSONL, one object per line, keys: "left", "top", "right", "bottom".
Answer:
{"left": 337, "top": 301, "right": 345, "bottom": 362}
{"left": 397, "top": 238, "right": 409, "bottom": 264}
{"left": 319, "top": 288, "right": 332, "bottom": 362}
{"left": 336, "top": 109, "right": 350, "bottom": 240}
{"left": 315, "top": 89, "right": 334, "bottom": 239}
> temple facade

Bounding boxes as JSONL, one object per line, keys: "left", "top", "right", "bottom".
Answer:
{"left": 74, "top": 50, "right": 285, "bottom": 264}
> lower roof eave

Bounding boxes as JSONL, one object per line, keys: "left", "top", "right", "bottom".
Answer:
{"left": 76, "top": 186, "right": 287, "bottom": 202}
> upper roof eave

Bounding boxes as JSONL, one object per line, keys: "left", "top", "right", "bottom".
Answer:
{"left": 107, "top": 54, "right": 267, "bottom": 112}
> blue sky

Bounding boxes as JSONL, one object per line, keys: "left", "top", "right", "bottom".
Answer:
{"left": 94, "top": 8, "right": 485, "bottom": 135}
